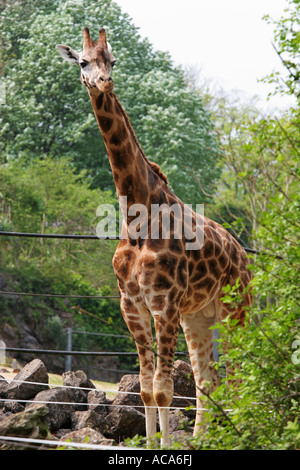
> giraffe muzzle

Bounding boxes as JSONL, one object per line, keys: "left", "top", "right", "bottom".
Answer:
{"left": 96, "top": 75, "right": 114, "bottom": 94}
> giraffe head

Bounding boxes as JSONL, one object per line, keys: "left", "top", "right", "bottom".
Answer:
{"left": 56, "top": 27, "right": 116, "bottom": 94}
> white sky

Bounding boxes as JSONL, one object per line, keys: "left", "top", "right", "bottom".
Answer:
{"left": 115, "top": 0, "right": 295, "bottom": 111}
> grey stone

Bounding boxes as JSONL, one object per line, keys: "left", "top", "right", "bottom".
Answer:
{"left": 112, "top": 374, "right": 144, "bottom": 413}
{"left": 58, "top": 427, "right": 115, "bottom": 448}
{"left": 70, "top": 409, "right": 104, "bottom": 432}
{"left": 105, "top": 406, "right": 145, "bottom": 441}
{"left": 171, "top": 360, "right": 196, "bottom": 417}
{"left": 3, "top": 359, "right": 49, "bottom": 400}
{"left": 62, "top": 370, "right": 95, "bottom": 410}
{"left": 0, "top": 375, "right": 8, "bottom": 399}
{"left": 27, "top": 387, "right": 74, "bottom": 432}
{"left": 0, "top": 404, "right": 49, "bottom": 449}
{"left": 87, "top": 389, "right": 111, "bottom": 417}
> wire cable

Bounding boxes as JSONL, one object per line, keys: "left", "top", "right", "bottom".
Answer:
{"left": 0, "top": 377, "right": 197, "bottom": 401}
{"left": 0, "top": 435, "right": 142, "bottom": 450}
{"left": 0, "top": 230, "right": 259, "bottom": 254}
{"left": 0, "top": 290, "right": 120, "bottom": 299}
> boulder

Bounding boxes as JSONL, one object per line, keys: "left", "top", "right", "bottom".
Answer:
{"left": 2, "top": 400, "right": 25, "bottom": 414}
{"left": 62, "top": 370, "right": 95, "bottom": 410}
{"left": 0, "top": 375, "right": 8, "bottom": 398}
{"left": 63, "top": 370, "right": 95, "bottom": 393}
{"left": 171, "top": 360, "right": 196, "bottom": 416}
{"left": 70, "top": 409, "right": 108, "bottom": 435}
{"left": 58, "top": 427, "right": 115, "bottom": 448}
{"left": 87, "top": 389, "right": 111, "bottom": 417}
{"left": 169, "top": 409, "right": 193, "bottom": 433}
{"left": 3, "top": 359, "right": 49, "bottom": 400}
{"left": 112, "top": 374, "right": 144, "bottom": 412}
{"left": 0, "top": 405, "right": 49, "bottom": 449}
{"left": 105, "top": 406, "right": 145, "bottom": 442}
{"left": 27, "top": 387, "right": 74, "bottom": 432}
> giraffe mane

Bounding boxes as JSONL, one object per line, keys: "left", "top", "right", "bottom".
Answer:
{"left": 112, "top": 93, "right": 168, "bottom": 185}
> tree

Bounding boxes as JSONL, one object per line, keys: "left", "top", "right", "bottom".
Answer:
{"left": 0, "top": 157, "right": 117, "bottom": 287}
{"left": 0, "top": 0, "right": 220, "bottom": 204}
{"left": 262, "top": 0, "right": 300, "bottom": 99}
{"left": 166, "top": 1, "right": 300, "bottom": 450}
{"left": 0, "top": 157, "right": 128, "bottom": 363}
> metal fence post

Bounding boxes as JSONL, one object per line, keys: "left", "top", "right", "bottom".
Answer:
{"left": 0, "top": 339, "right": 6, "bottom": 365}
{"left": 65, "top": 328, "right": 72, "bottom": 372}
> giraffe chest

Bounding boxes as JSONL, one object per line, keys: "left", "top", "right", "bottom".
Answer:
{"left": 112, "top": 246, "right": 139, "bottom": 290}
{"left": 112, "top": 245, "right": 185, "bottom": 312}
{"left": 112, "top": 240, "right": 231, "bottom": 316}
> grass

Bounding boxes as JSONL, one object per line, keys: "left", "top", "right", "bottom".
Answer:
{"left": 0, "top": 363, "right": 119, "bottom": 400}
{"left": 48, "top": 372, "right": 119, "bottom": 399}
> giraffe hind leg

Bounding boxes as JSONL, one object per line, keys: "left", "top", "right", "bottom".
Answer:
{"left": 180, "top": 300, "right": 220, "bottom": 435}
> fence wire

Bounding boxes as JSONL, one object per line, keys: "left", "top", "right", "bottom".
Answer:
{"left": 0, "top": 435, "right": 142, "bottom": 450}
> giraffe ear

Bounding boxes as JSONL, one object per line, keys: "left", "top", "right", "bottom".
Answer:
{"left": 56, "top": 44, "right": 80, "bottom": 64}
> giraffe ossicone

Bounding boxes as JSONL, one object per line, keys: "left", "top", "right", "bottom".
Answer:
{"left": 57, "top": 27, "right": 252, "bottom": 447}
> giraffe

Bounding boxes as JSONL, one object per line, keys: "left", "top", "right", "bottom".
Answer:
{"left": 56, "top": 27, "right": 252, "bottom": 446}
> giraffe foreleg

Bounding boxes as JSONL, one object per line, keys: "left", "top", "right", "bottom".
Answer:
{"left": 120, "top": 296, "right": 157, "bottom": 443}
{"left": 153, "top": 305, "right": 180, "bottom": 447}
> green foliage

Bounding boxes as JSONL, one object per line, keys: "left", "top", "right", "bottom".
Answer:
{"left": 0, "top": 157, "right": 127, "bottom": 356}
{"left": 167, "top": 2, "right": 300, "bottom": 449}
{"left": 0, "top": 0, "right": 220, "bottom": 203}
{"left": 0, "top": 157, "right": 117, "bottom": 282}
{"left": 262, "top": 0, "right": 300, "bottom": 98}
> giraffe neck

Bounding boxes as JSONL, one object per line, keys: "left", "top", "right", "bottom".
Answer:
{"left": 89, "top": 91, "right": 166, "bottom": 209}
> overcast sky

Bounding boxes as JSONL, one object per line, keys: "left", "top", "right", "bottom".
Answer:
{"left": 115, "top": 0, "right": 295, "bottom": 111}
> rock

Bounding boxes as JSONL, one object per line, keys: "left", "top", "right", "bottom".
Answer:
{"left": 62, "top": 370, "right": 96, "bottom": 410}
{"left": 70, "top": 409, "right": 107, "bottom": 434}
{"left": 0, "top": 375, "right": 8, "bottom": 398}
{"left": 27, "top": 387, "right": 74, "bottom": 432}
{"left": 0, "top": 409, "right": 7, "bottom": 422}
{"left": 58, "top": 427, "right": 115, "bottom": 448}
{"left": 169, "top": 410, "right": 193, "bottom": 433}
{"left": 0, "top": 357, "right": 196, "bottom": 446}
{"left": 112, "top": 374, "right": 144, "bottom": 412}
{"left": 3, "top": 359, "right": 49, "bottom": 400}
{"left": 171, "top": 360, "right": 196, "bottom": 416}
{"left": 1, "top": 323, "right": 18, "bottom": 347}
{"left": 62, "top": 370, "right": 96, "bottom": 393}
{"left": 105, "top": 406, "right": 145, "bottom": 442}
{"left": 87, "top": 389, "right": 111, "bottom": 417}
{"left": 3, "top": 400, "right": 25, "bottom": 414}
{"left": 0, "top": 404, "right": 49, "bottom": 449}
{"left": 54, "top": 428, "right": 72, "bottom": 439}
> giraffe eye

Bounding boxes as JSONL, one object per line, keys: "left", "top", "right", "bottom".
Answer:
{"left": 80, "top": 60, "right": 89, "bottom": 69}
{"left": 111, "top": 59, "right": 116, "bottom": 68}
